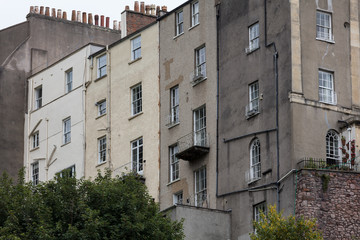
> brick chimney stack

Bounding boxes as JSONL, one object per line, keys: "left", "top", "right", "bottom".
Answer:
{"left": 140, "top": 2, "right": 145, "bottom": 13}
{"left": 134, "top": 1, "right": 140, "bottom": 12}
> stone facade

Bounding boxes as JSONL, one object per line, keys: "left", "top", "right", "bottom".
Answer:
{"left": 296, "top": 170, "right": 360, "bottom": 240}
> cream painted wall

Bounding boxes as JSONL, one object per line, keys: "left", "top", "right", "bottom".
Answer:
{"left": 85, "top": 23, "right": 160, "bottom": 201}
{"left": 25, "top": 45, "right": 103, "bottom": 183}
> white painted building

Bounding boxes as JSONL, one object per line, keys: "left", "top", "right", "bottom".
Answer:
{"left": 24, "top": 44, "right": 103, "bottom": 184}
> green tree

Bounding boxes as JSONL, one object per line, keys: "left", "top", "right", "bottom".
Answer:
{"left": 0, "top": 170, "right": 184, "bottom": 240}
{"left": 250, "top": 205, "right": 323, "bottom": 240}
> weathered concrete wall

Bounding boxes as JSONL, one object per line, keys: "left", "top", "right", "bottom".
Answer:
{"left": 0, "top": 13, "right": 121, "bottom": 179}
{"left": 166, "top": 205, "right": 231, "bottom": 240}
{"left": 296, "top": 170, "right": 360, "bottom": 240}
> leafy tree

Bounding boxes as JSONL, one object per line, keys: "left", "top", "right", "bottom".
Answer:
{"left": 0, "top": 170, "right": 184, "bottom": 240}
{"left": 250, "top": 205, "right": 323, "bottom": 240}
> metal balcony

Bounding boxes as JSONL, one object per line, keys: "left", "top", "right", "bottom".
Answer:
{"left": 176, "top": 131, "right": 210, "bottom": 161}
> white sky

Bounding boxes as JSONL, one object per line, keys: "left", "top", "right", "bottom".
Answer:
{"left": 0, "top": 0, "right": 186, "bottom": 30}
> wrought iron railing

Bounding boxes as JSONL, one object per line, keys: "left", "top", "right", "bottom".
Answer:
{"left": 297, "top": 157, "right": 360, "bottom": 172}
{"left": 177, "top": 131, "right": 209, "bottom": 153}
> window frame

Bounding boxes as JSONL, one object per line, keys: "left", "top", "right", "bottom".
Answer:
{"left": 97, "top": 54, "right": 107, "bottom": 78}
{"left": 131, "top": 137, "right": 143, "bottom": 175}
{"left": 170, "top": 85, "right": 179, "bottom": 125}
{"left": 191, "top": 1, "right": 199, "bottom": 27}
{"left": 63, "top": 117, "right": 71, "bottom": 145}
{"left": 249, "top": 22, "right": 260, "bottom": 51}
{"left": 318, "top": 70, "right": 336, "bottom": 105}
{"left": 249, "top": 81, "right": 259, "bottom": 112}
{"left": 131, "top": 35, "right": 142, "bottom": 61}
{"left": 32, "top": 131, "right": 39, "bottom": 149}
{"left": 253, "top": 202, "right": 266, "bottom": 229}
{"left": 131, "top": 83, "right": 142, "bottom": 116}
{"left": 58, "top": 165, "right": 76, "bottom": 178}
{"left": 169, "top": 144, "right": 179, "bottom": 182}
{"left": 193, "top": 106, "right": 206, "bottom": 146}
{"left": 65, "top": 68, "right": 73, "bottom": 93}
{"left": 195, "top": 46, "right": 206, "bottom": 78}
{"left": 32, "top": 162, "right": 39, "bottom": 186}
{"left": 35, "top": 86, "right": 42, "bottom": 109}
{"left": 194, "top": 166, "right": 207, "bottom": 207}
{"left": 98, "top": 136, "right": 107, "bottom": 164}
{"left": 250, "top": 138, "right": 261, "bottom": 182}
{"left": 97, "top": 100, "right": 106, "bottom": 116}
{"left": 326, "top": 130, "right": 340, "bottom": 165}
{"left": 176, "top": 10, "right": 184, "bottom": 36}
{"left": 173, "top": 191, "right": 183, "bottom": 205}
{"left": 316, "top": 11, "right": 333, "bottom": 42}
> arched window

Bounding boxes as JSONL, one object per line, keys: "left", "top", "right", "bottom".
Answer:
{"left": 326, "top": 130, "right": 339, "bottom": 165}
{"left": 250, "top": 138, "right": 261, "bottom": 181}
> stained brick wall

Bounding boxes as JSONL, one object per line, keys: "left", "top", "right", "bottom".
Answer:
{"left": 126, "top": 11, "right": 156, "bottom": 36}
{"left": 296, "top": 170, "right": 360, "bottom": 240}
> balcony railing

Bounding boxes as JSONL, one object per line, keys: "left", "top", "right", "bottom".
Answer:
{"left": 176, "top": 131, "right": 210, "bottom": 161}
{"left": 297, "top": 157, "right": 360, "bottom": 172}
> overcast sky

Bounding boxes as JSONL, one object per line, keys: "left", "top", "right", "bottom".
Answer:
{"left": 0, "top": 0, "right": 186, "bottom": 30}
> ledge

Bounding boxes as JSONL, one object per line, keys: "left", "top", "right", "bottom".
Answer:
{"left": 94, "top": 74, "right": 107, "bottom": 82}
{"left": 96, "top": 113, "right": 106, "bottom": 120}
{"left": 167, "top": 122, "right": 180, "bottom": 129}
{"left": 128, "top": 111, "right": 143, "bottom": 121}
{"left": 96, "top": 161, "right": 107, "bottom": 168}
{"left": 128, "top": 57, "right": 142, "bottom": 65}
{"left": 61, "top": 141, "right": 71, "bottom": 147}
{"left": 173, "top": 32, "right": 184, "bottom": 40}
{"left": 188, "top": 23, "right": 200, "bottom": 31}
{"left": 246, "top": 46, "right": 260, "bottom": 55}
{"left": 316, "top": 37, "right": 335, "bottom": 44}
{"left": 30, "top": 147, "right": 39, "bottom": 152}
{"left": 167, "top": 178, "right": 181, "bottom": 186}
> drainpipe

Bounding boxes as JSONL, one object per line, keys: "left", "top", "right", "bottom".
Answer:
{"left": 45, "top": 118, "right": 49, "bottom": 181}
{"left": 215, "top": 2, "right": 221, "bottom": 197}
{"left": 106, "top": 45, "right": 112, "bottom": 171}
{"left": 82, "top": 50, "right": 88, "bottom": 179}
{"left": 264, "top": 0, "right": 280, "bottom": 212}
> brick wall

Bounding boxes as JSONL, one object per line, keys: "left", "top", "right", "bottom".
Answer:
{"left": 126, "top": 11, "right": 156, "bottom": 35}
{"left": 296, "top": 170, "right": 360, "bottom": 240}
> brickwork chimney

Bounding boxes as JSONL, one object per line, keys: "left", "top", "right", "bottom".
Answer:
{"left": 134, "top": 1, "right": 139, "bottom": 12}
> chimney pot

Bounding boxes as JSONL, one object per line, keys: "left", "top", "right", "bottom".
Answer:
{"left": 156, "top": 6, "right": 160, "bottom": 16}
{"left": 82, "top": 12, "right": 87, "bottom": 23}
{"left": 125, "top": 5, "right": 130, "bottom": 10}
{"left": 30, "top": 6, "right": 34, "bottom": 13}
{"left": 45, "top": 7, "right": 50, "bottom": 16}
{"left": 35, "top": 6, "right": 39, "bottom": 14}
{"left": 113, "top": 20, "right": 118, "bottom": 30}
{"left": 134, "top": 1, "right": 139, "bottom": 12}
{"left": 95, "top": 15, "right": 99, "bottom": 26}
{"left": 151, "top": 4, "right": 155, "bottom": 15}
{"left": 77, "top": 11, "right": 81, "bottom": 22}
{"left": 40, "top": 6, "right": 44, "bottom": 15}
{"left": 71, "top": 10, "right": 76, "bottom": 21}
{"left": 140, "top": 2, "right": 145, "bottom": 13}
{"left": 63, "top": 11, "right": 67, "bottom": 20}
{"left": 118, "top": 21, "right": 121, "bottom": 31}
{"left": 106, "top": 17, "right": 110, "bottom": 28}
{"left": 88, "top": 13, "right": 93, "bottom": 24}
{"left": 161, "top": 6, "right": 167, "bottom": 12}
{"left": 52, "top": 8, "right": 56, "bottom": 17}
{"left": 57, "top": 9, "right": 62, "bottom": 18}
{"left": 100, "top": 15, "right": 105, "bottom": 27}
{"left": 145, "top": 5, "right": 150, "bottom": 14}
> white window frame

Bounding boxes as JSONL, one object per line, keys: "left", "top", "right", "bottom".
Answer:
{"left": 249, "top": 81, "right": 259, "bottom": 112}
{"left": 32, "top": 162, "right": 39, "bottom": 186}
{"left": 316, "top": 11, "right": 333, "bottom": 41}
{"left": 131, "top": 84, "right": 142, "bottom": 116}
{"left": 65, "top": 68, "right": 73, "bottom": 93}
{"left": 194, "top": 106, "right": 206, "bottom": 146}
{"left": 326, "top": 130, "right": 340, "bottom": 165}
{"left": 170, "top": 145, "right": 179, "bottom": 182}
{"left": 35, "top": 86, "right": 42, "bottom": 109}
{"left": 131, "top": 36, "right": 141, "bottom": 61}
{"left": 194, "top": 167, "right": 206, "bottom": 207}
{"left": 63, "top": 117, "right": 71, "bottom": 144}
{"left": 195, "top": 46, "right": 206, "bottom": 78}
{"left": 173, "top": 191, "right": 183, "bottom": 205}
{"left": 170, "top": 86, "right": 179, "bottom": 124}
{"left": 97, "top": 100, "right": 106, "bottom": 116}
{"left": 254, "top": 202, "right": 266, "bottom": 223}
{"left": 97, "top": 55, "right": 107, "bottom": 78}
{"left": 249, "top": 23, "right": 259, "bottom": 51}
{"left": 319, "top": 70, "right": 336, "bottom": 104}
{"left": 176, "top": 10, "right": 184, "bottom": 35}
{"left": 191, "top": 1, "right": 199, "bottom": 27}
{"left": 131, "top": 138, "right": 143, "bottom": 174}
{"left": 32, "top": 131, "right": 39, "bottom": 149}
{"left": 59, "top": 165, "right": 76, "bottom": 178}
{"left": 250, "top": 138, "right": 261, "bottom": 181}
{"left": 98, "top": 136, "right": 107, "bottom": 164}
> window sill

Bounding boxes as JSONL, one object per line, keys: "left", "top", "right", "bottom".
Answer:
{"left": 246, "top": 111, "right": 260, "bottom": 120}
{"left": 316, "top": 37, "right": 335, "bottom": 44}
{"left": 247, "top": 178, "right": 261, "bottom": 185}
{"left": 96, "top": 113, "right": 106, "bottom": 120}
{"left": 96, "top": 161, "right": 107, "bottom": 167}
{"left": 173, "top": 32, "right": 184, "bottom": 40}
{"left": 94, "top": 74, "right": 107, "bottom": 82}
{"left": 30, "top": 147, "right": 39, "bottom": 152}
{"left": 128, "top": 111, "right": 143, "bottom": 121}
{"left": 167, "top": 178, "right": 180, "bottom": 186}
{"left": 128, "top": 57, "right": 142, "bottom": 65}
{"left": 167, "top": 121, "right": 180, "bottom": 129}
{"left": 61, "top": 141, "right": 71, "bottom": 147}
{"left": 319, "top": 100, "right": 336, "bottom": 106}
{"left": 192, "top": 77, "right": 207, "bottom": 87}
{"left": 246, "top": 46, "right": 260, "bottom": 55}
{"left": 188, "top": 23, "right": 200, "bottom": 31}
